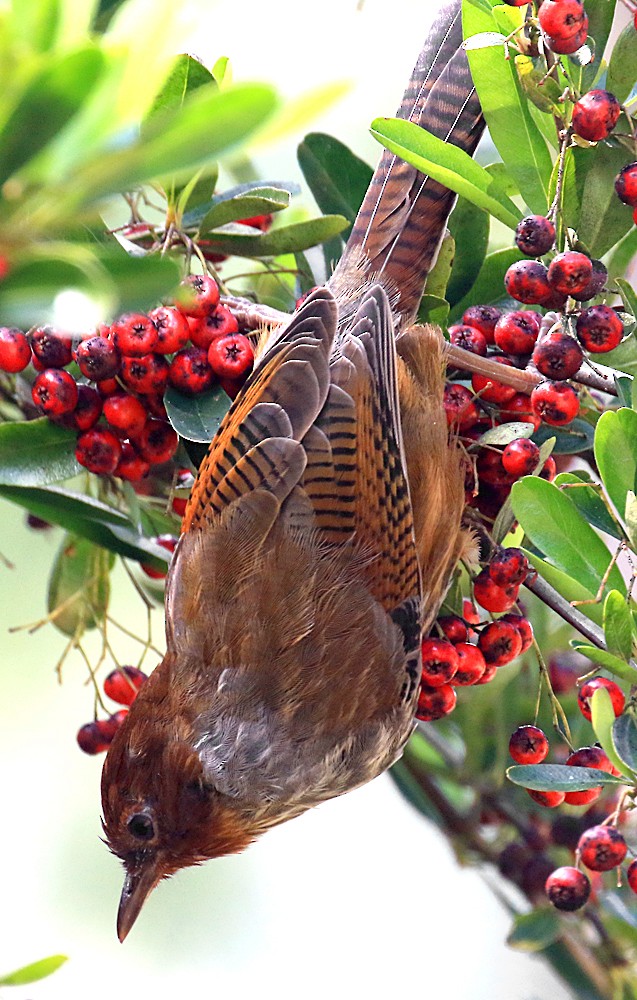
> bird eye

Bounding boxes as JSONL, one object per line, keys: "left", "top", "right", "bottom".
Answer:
{"left": 127, "top": 813, "right": 155, "bottom": 840}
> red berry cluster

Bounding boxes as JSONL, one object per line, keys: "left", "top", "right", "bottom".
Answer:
{"left": 76, "top": 664, "right": 148, "bottom": 754}
{"left": 0, "top": 274, "right": 255, "bottom": 483}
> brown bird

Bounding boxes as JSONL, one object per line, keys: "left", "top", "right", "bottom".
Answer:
{"left": 102, "top": 0, "right": 484, "bottom": 941}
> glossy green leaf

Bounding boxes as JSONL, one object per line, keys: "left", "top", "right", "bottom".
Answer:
{"left": 370, "top": 117, "right": 521, "bottom": 229}
{"left": 196, "top": 186, "right": 290, "bottom": 234}
{"left": 423, "top": 233, "right": 455, "bottom": 300}
{"left": 507, "top": 763, "right": 622, "bottom": 791}
{"left": 195, "top": 215, "right": 348, "bottom": 258}
{"left": 476, "top": 422, "right": 534, "bottom": 448}
{"left": 446, "top": 197, "right": 489, "bottom": 306}
{"left": 571, "top": 644, "right": 637, "bottom": 684}
{"left": 524, "top": 551, "right": 604, "bottom": 625}
{"left": 595, "top": 408, "right": 637, "bottom": 522}
{"left": 182, "top": 180, "right": 297, "bottom": 229}
{"left": 0, "top": 419, "right": 80, "bottom": 486}
{"left": 554, "top": 472, "right": 621, "bottom": 539}
{"left": 511, "top": 476, "right": 625, "bottom": 596}
{"left": 48, "top": 533, "right": 113, "bottom": 634}
{"left": 164, "top": 384, "right": 230, "bottom": 443}
{"left": 146, "top": 53, "right": 215, "bottom": 121}
{"left": 507, "top": 909, "right": 561, "bottom": 952}
{"left": 608, "top": 228, "right": 637, "bottom": 284}
{"left": 616, "top": 278, "right": 637, "bottom": 323}
{"left": 514, "top": 55, "right": 562, "bottom": 116}
{"left": 417, "top": 294, "right": 449, "bottom": 328}
{"left": 532, "top": 418, "right": 595, "bottom": 455}
{"left": 606, "top": 24, "right": 637, "bottom": 103}
{"left": 591, "top": 685, "right": 631, "bottom": 778}
{"left": 297, "top": 132, "right": 372, "bottom": 240}
{"left": 0, "top": 955, "right": 68, "bottom": 986}
{"left": 604, "top": 590, "right": 634, "bottom": 662}
{"left": 577, "top": 145, "right": 636, "bottom": 258}
{"left": 612, "top": 711, "right": 637, "bottom": 775}
{"left": 625, "top": 491, "right": 637, "bottom": 551}
{"left": 585, "top": 0, "right": 626, "bottom": 90}
{"left": 492, "top": 437, "right": 555, "bottom": 544}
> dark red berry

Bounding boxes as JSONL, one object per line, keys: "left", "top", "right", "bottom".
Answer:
{"left": 545, "top": 22, "right": 588, "bottom": 54}
{"left": 502, "top": 438, "right": 540, "bottom": 477}
{"left": 188, "top": 304, "right": 239, "bottom": 349}
{"left": 120, "top": 353, "right": 169, "bottom": 395}
{"left": 478, "top": 620, "right": 523, "bottom": 666}
{"left": 109, "top": 708, "right": 129, "bottom": 728}
{"left": 168, "top": 346, "right": 214, "bottom": 394}
{"left": 76, "top": 335, "right": 121, "bottom": 381}
{"left": 239, "top": 214, "right": 273, "bottom": 231}
{"left": 420, "top": 638, "right": 459, "bottom": 686}
{"left": 115, "top": 442, "right": 150, "bottom": 482}
{"left": 538, "top": 0, "right": 586, "bottom": 39}
{"left": 471, "top": 357, "right": 517, "bottom": 404}
{"left": 415, "top": 682, "right": 457, "bottom": 721}
{"left": 576, "top": 305, "right": 624, "bottom": 354}
{"left": 76, "top": 718, "right": 118, "bottom": 754}
{"left": 504, "top": 260, "right": 552, "bottom": 307}
{"left": 514, "top": 215, "right": 555, "bottom": 256}
{"left": 627, "top": 859, "right": 637, "bottom": 895}
{"left": 578, "top": 825, "right": 627, "bottom": 871}
{"left": 31, "top": 368, "right": 78, "bottom": 416}
{"left": 462, "top": 305, "right": 501, "bottom": 344}
{"left": 451, "top": 642, "right": 486, "bottom": 685}
{"left": 443, "top": 383, "right": 480, "bottom": 431}
{"left": 208, "top": 332, "right": 254, "bottom": 381}
{"left": 136, "top": 419, "right": 178, "bottom": 464}
{"left": 547, "top": 251, "right": 593, "bottom": 297}
{"left": 500, "top": 613, "right": 534, "bottom": 654}
{"left": 530, "top": 380, "right": 579, "bottom": 426}
{"left": 449, "top": 324, "right": 488, "bottom": 356}
{"left": 111, "top": 313, "right": 158, "bottom": 357}
{"left": 528, "top": 789, "right": 565, "bottom": 808}
{"left": 176, "top": 274, "right": 221, "bottom": 318}
{"left": 548, "top": 651, "right": 580, "bottom": 693}
{"left": 564, "top": 746, "right": 612, "bottom": 805}
{"left": 572, "top": 90, "right": 621, "bottom": 143}
{"left": 532, "top": 332, "right": 584, "bottom": 379}
{"left": 494, "top": 311, "right": 541, "bottom": 356}
{"left": 489, "top": 547, "right": 529, "bottom": 587}
{"left": 476, "top": 449, "right": 516, "bottom": 490}
{"left": 141, "top": 534, "right": 177, "bottom": 579}
{"left": 103, "top": 665, "right": 148, "bottom": 706}
{"left": 509, "top": 725, "right": 549, "bottom": 764}
{"left": 96, "top": 377, "right": 119, "bottom": 397}
{"left": 0, "top": 327, "right": 31, "bottom": 372}
{"left": 615, "top": 162, "right": 637, "bottom": 207}
{"left": 64, "top": 383, "right": 102, "bottom": 431}
{"left": 571, "top": 258, "right": 608, "bottom": 302}
{"left": 578, "top": 677, "right": 625, "bottom": 721}
{"left": 437, "top": 615, "right": 469, "bottom": 644}
{"left": 103, "top": 393, "right": 147, "bottom": 437}
{"left": 545, "top": 867, "right": 590, "bottom": 911}
{"left": 149, "top": 306, "right": 190, "bottom": 354}
{"left": 75, "top": 427, "right": 122, "bottom": 475}
{"left": 473, "top": 568, "right": 519, "bottom": 613}
{"left": 30, "top": 326, "right": 73, "bottom": 368}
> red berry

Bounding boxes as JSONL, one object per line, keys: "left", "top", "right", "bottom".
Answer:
{"left": 109, "top": 708, "right": 129, "bottom": 728}
{"left": 443, "top": 383, "right": 480, "bottom": 431}
{"left": 149, "top": 306, "right": 190, "bottom": 354}
{"left": 509, "top": 724, "right": 549, "bottom": 764}
{"left": 478, "top": 620, "right": 523, "bottom": 666}
{"left": 115, "top": 442, "right": 150, "bottom": 482}
{"left": 471, "top": 357, "right": 517, "bottom": 404}
{"left": 627, "top": 859, "right": 637, "bottom": 895}
{"left": 208, "top": 332, "right": 254, "bottom": 381}
{"left": 61, "top": 383, "right": 102, "bottom": 431}
{"left": 547, "top": 251, "right": 593, "bottom": 297}
{"left": 545, "top": 867, "right": 590, "bottom": 911}
{"left": 473, "top": 568, "right": 519, "bottom": 613}
{"left": 538, "top": 0, "right": 586, "bottom": 39}
{"left": 141, "top": 534, "right": 178, "bottom": 578}
{"left": 572, "top": 90, "right": 621, "bottom": 143}
{"left": 120, "top": 353, "right": 169, "bottom": 395}
{"left": 571, "top": 259, "right": 608, "bottom": 302}
{"left": 103, "top": 393, "right": 147, "bottom": 437}
{"left": 502, "top": 438, "right": 540, "bottom": 477}
{"left": 528, "top": 789, "right": 565, "bottom": 808}
{"left": 578, "top": 677, "right": 625, "bottom": 721}
{"left": 540, "top": 455, "right": 557, "bottom": 481}
{"left": 75, "top": 427, "right": 122, "bottom": 475}
{"left": 530, "top": 380, "right": 579, "bottom": 426}
{"left": 489, "top": 547, "right": 529, "bottom": 587}
{"left": 103, "top": 665, "right": 148, "bottom": 706}
{"left": 576, "top": 305, "right": 624, "bottom": 354}
{"left": 30, "top": 326, "right": 73, "bottom": 368}
{"left": 76, "top": 335, "right": 121, "bottom": 381}
{"left": 449, "top": 324, "right": 488, "bottom": 356}
{"left": 239, "top": 213, "right": 273, "bottom": 231}
{"left": 499, "top": 392, "right": 542, "bottom": 431}
{"left": 437, "top": 615, "right": 469, "bottom": 644}
{"left": 0, "top": 327, "right": 31, "bottom": 372}
{"left": 462, "top": 598, "right": 480, "bottom": 625}
{"left": 504, "top": 260, "right": 552, "bottom": 307}
{"left": 111, "top": 313, "right": 158, "bottom": 357}
{"left": 462, "top": 305, "right": 501, "bottom": 344}
{"left": 476, "top": 449, "right": 515, "bottom": 490}
{"left": 176, "top": 274, "right": 221, "bottom": 318}
{"left": 136, "top": 418, "right": 178, "bottom": 464}
{"left": 168, "top": 346, "right": 214, "bottom": 394}
{"left": 96, "top": 376, "right": 119, "bottom": 397}
{"left": 548, "top": 651, "right": 580, "bottom": 693}
{"left": 532, "top": 331, "right": 583, "bottom": 379}
{"left": 544, "top": 22, "right": 589, "bottom": 54}
{"left": 578, "top": 824, "right": 627, "bottom": 871}
{"left": 415, "top": 682, "right": 457, "bottom": 721}
{"left": 564, "top": 746, "right": 614, "bottom": 806}
{"left": 188, "top": 304, "right": 239, "bottom": 348}
{"left": 76, "top": 718, "right": 118, "bottom": 754}
{"left": 31, "top": 368, "right": 78, "bottom": 416}
{"left": 514, "top": 215, "right": 555, "bottom": 256}
{"left": 615, "top": 162, "right": 637, "bottom": 207}
{"left": 451, "top": 642, "right": 486, "bottom": 685}
{"left": 420, "top": 638, "right": 459, "bottom": 686}
{"left": 500, "top": 613, "right": 534, "bottom": 653}
{"left": 494, "top": 311, "right": 541, "bottom": 356}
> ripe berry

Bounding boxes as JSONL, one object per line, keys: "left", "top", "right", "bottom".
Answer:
{"left": 499, "top": 393, "right": 541, "bottom": 431}
{"left": 471, "top": 357, "right": 517, "bottom": 404}
{"left": 462, "top": 305, "right": 501, "bottom": 344}
{"left": 451, "top": 642, "right": 486, "bottom": 685}
{"left": 576, "top": 305, "right": 624, "bottom": 354}
{"left": 437, "top": 615, "right": 469, "bottom": 644}
{"left": 176, "top": 274, "right": 221, "bottom": 318}
{"left": 615, "top": 162, "right": 637, "bottom": 207}
{"left": 103, "top": 665, "right": 148, "bottom": 706}
{"left": 509, "top": 725, "right": 549, "bottom": 764}
{"left": 420, "top": 638, "right": 459, "bottom": 686}
{"left": 545, "top": 22, "right": 588, "bottom": 54}
{"left": 532, "top": 332, "right": 584, "bottom": 380}
{"left": 415, "top": 682, "right": 457, "bottom": 721}
{"left": 564, "top": 746, "right": 614, "bottom": 806}
{"left": 115, "top": 442, "right": 150, "bottom": 482}
{"left": 572, "top": 90, "right": 621, "bottom": 143}
{"left": 627, "top": 859, "right": 637, "bottom": 895}
{"left": 530, "top": 380, "right": 579, "bottom": 426}
{"left": 188, "top": 304, "right": 239, "bottom": 348}
{"left": 489, "top": 547, "right": 529, "bottom": 587}
{"left": 0, "top": 327, "right": 31, "bottom": 372}
{"left": 578, "top": 825, "right": 627, "bottom": 871}
{"left": 76, "top": 718, "right": 118, "bottom": 754}
{"left": 578, "top": 677, "right": 625, "bottom": 721}
{"left": 120, "top": 353, "right": 169, "bottom": 395}
{"left": 500, "top": 613, "right": 534, "bottom": 654}
{"left": 103, "top": 393, "right": 147, "bottom": 437}
{"left": 111, "top": 313, "right": 158, "bottom": 357}
{"left": 239, "top": 213, "right": 273, "bottom": 231}
{"left": 141, "top": 534, "right": 178, "bottom": 579}
{"left": 136, "top": 418, "right": 178, "bottom": 464}
{"left": 478, "top": 620, "right": 523, "bottom": 665}
{"left": 96, "top": 376, "right": 119, "bottom": 397}
{"left": 149, "top": 306, "right": 190, "bottom": 354}
{"left": 75, "top": 427, "right": 122, "bottom": 475}
{"left": 494, "top": 311, "right": 541, "bottom": 356}
{"left": 168, "top": 346, "right": 214, "bottom": 394}
{"left": 514, "top": 215, "right": 555, "bottom": 256}
{"left": 76, "top": 335, "right": 121, "bottom": 381}
{"left": 208, "top": 332, "right": 254, "bottom": 381}
{"left": 443, "top": 383, "right": 480, "bottom": 431}
{"left": 449, "top": 324, "right": 488, "bottom": 356}
{"left": 545, "top": 867, "right": 591, "bottom": 911}
{"left": 31, "top": 368, "right": 78, "bottom": 416}
{"left": 528, "top": 789, "right": 565, "bottom": 808}
{"left": 538, "top": 0, "right": 586, "bottom": 39}
{"left": 65, "top": 384, "right": 102, "bottom": 431}
{"left": 30, "top": 326, "right": 73, "bottom": 368}
{"left": 473, "top": 568, "right": 519, "bottom": 613}
{"left": 571, "top": 258, "right": 607, "bottom": 302}
{"left": 502, "top": 438, "right": 540, "bottom": 477}
{"left": 476, "top": 449, "right": 516, "bottom": 490}
{"left": 549, "top": 651, "right": 580, "bottom": 693}
{"left": 504, "top": 260, "right": 552, "bottom": 307}
{"left": 547, "top": 251, "right": 593, "bottom": 297}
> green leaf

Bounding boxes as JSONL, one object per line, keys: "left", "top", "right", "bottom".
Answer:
{"left": 196, "top": 186, "right": 290, "bottom": 234}
{"left": 514, "top": 55, "right": 562, "bottom": 116}
{"left": 449, "top": 247, "right": 523, "bottom": 320}
{"left": 594, "top": 408, "right": 637, "bottom": 522}
{"left": 48, "top": 534, "right": 113, "bottom": 634}
{"left": 591, "top": 685, "right": 631, "bottom": 778}
{"left": 164, "top": 384, "right": 230, "bottom": 443}
{"left": 507, "top": 763, "right": 622, "bottom": 791}
{"left": 417, "top": 294, "right": 450, "bottom": 328}
{"left": 511, "top": 476, "right": 625, "bottom": 596}
{"left": 532, "top": 418, "right": 595, "bottom": 455}
{"left": 576, "top": 144, "right": 636, "bottom": 258}
{"left": 625, "top": 491, "right": 637, "bottom": 551}
{"left": 146, "top": 53, "right": 215, "bottom": 121}
{"left": 476, "top": 422, "right": 534, "bottom": 448}
{"left": 554, "top": 472, "right": 621, "bottom": 540}
{"left": 423, "top": 233, "right": 455, "bottom": 300}
{"left": 606, "top": 24, "right": 637, "bottom": 103}
{"left": 492, "top": 437, "right": 555, "bottom": 544}
{"left": 612, "top": 711, "right": 637, "bottom": 775}
{"left": 604, "top": 590, "right": 634, "bottom": 662}
{"left": 584, "top": 0, "right": 624, "bottom": 91}
{"left": 571, "top": 644, "right": 637, "bottom": 684}
{"left": 0, "top": 419, "right": 80, "bottom": 486}
{"left": 616, "top": 277, "right": 637, "bottom": 323}
{"left": 0, "top": 955, "right": 68, "bottom": 986}
{"left": 507, "top": 909, "right": 561, "bottom": 952}
{"left": 297, "top": 132, "right": 372, "bottom": 240}
{"left": 182, "top": 179, "right": 297, "bottom": 229}
{"left": 195, "top": 215, "right": 348, "bottom": 258}
{"left": 369, "top": 117, "right": 521, "bottom": 229}
{"left": 446, "top": 197, "right": 489, "bottom": 307}
{"left": 608, "top": 228, "right": 637, "bottom": 284}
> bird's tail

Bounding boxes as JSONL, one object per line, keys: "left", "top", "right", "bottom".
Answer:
{"left": 330, "top": 0, "right": 484, "bottom": 327}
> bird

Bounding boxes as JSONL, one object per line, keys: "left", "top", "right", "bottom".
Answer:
{"left": 101, "top": 0, "right": 485, "bottom": 942}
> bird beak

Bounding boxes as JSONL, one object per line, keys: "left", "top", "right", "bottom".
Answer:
{"left": 117, "top": 860, "right": 162, "bottom": 942}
